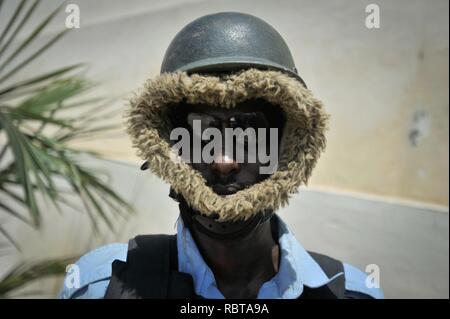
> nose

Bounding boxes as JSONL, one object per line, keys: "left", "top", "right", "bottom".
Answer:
{"left": 211, "top": 153, "right": 240, "bottom": 176}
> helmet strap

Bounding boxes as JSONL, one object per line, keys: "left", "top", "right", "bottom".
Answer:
{"left": 171, "top": 188, "right": 274, "bottom": 240}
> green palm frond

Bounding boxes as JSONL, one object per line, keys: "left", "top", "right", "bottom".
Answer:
{"left": 0, "top": 257, "right": 77, "bottom": 298}
{"left": 0, "top": 0, "right": 135, "bottom": 297}
{"left": 0, "top": 0, "right": 134, "bottom": 236}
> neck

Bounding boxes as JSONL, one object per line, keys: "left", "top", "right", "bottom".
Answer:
{"left": 188, "top": 214, "right": 280, "bottom": 298}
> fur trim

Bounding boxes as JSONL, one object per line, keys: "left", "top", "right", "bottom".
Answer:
{"left": 125, "top": 68, "right": 329, "bottom": 222}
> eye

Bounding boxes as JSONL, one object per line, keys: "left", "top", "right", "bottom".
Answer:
{"left": 231, "top": 112, "right": 268, "bottom": 129}
{"left": 187, "top": 113, "right": 218, "bottom": 136}
{"left": 229, "top": 116, "right": 238, "bottom": 128}
{"left": 187, "top": 113, "right": 214, "bottom": 128}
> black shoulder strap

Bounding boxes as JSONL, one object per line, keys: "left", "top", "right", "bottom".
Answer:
{"left": 299, "top": 251, "right": 346, "bottom": 299}
{"left": 105, "top": 234, "right": 346, "bottom": 299}
{"left": 104, "top": 234, "right": 197, "bottom": 299}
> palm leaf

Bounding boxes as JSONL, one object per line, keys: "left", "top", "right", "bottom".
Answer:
{"left": 0, "top": 224, "right": 20, "bottom": 250}
{"left": 0, "top": 111, "right": 40, "bottom": 226}
{"left": 0, "top": 29, "right": 69, "bottom": 84}
{"left": 8, "top": 106, "right": 72, "bottom": 128}
{"left": 0, "top": 0, "right": 135, "bottom": 298}
{"left": 0, "top": 192, "right": 30, "bottom": 224}
{"left": 17, "top": 77, "right": 89, "bottom": 114}
{"left": 0, "top": 0, "right": 26, "bottom": 47}
{"left": 0, "top": 0, "right": 39, "bottom": 61}
{"left": 0, "top": 63, "right": 84, "bottom": 98}
{"left": 0, "top": 1, "right": 64, "bottom": 75}
{"left": 0, "top": 257, "right": 77, "bottom": 298}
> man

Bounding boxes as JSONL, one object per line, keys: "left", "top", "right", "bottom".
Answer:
{"left": 59, "top": 12, "right": 383, "bottom": 299}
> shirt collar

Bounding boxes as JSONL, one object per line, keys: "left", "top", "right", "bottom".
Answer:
{"left": 176, "top": 214, "right": 343, "bottom": 299}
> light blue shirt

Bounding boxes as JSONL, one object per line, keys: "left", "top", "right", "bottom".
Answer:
{"left": 59, "top": 215, "right": 383, "bottom": 299}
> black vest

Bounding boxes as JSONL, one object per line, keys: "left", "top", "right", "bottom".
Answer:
{"left": 104, "top": 234, "right": 348, "bottom": 299}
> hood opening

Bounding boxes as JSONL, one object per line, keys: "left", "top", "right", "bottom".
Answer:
{"left": 125, "top": 68, "right": 329, "bottom": 222}
{"left": 164, "top": 97, "right": 287, "bottom": 145}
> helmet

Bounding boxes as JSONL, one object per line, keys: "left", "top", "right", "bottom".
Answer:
{"left": 126, "top": 12, "right": 329, "bottom": 223}
{"left": 161, "top": 12, "right": 307, "bottom": 87}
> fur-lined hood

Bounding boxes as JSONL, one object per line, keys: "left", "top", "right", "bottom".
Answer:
{"left": 125, "top": 68, "right": 329, "bottom": 222}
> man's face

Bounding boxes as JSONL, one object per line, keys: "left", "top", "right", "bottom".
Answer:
{"left": 169, "top": 99, "right": 285, "bottom": 196}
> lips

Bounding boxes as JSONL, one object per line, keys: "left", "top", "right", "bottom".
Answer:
{"left": 212, "top": 183, "right": 243, "bottom": 196}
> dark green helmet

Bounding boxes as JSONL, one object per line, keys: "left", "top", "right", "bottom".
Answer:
{"left": 160, "top": 12, "right": 307, "bottom": 87}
